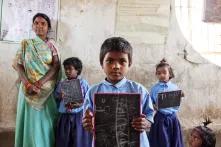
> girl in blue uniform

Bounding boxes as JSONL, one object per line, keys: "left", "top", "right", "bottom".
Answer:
{"left": 149, "top": 59, "right": 184, "bottom": 147}
{"left": 55, "top": 57, "right": 92, "bottom": 147}
{"left": 82, "top": 37, "right": 154, "bottom": 147}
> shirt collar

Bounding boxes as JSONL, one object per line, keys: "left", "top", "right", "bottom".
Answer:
{"left": 65, "top": 76, "right": 81, "bottom": 81}
{"left": 103, "top": 77, "right": 127, "bottom": 88}
{"left": 158, "top": 80, "right": 171, "bottom": 86}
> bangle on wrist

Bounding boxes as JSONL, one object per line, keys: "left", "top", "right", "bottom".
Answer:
{"left": 24, "top": 81, "right": 32, "bottom": 89}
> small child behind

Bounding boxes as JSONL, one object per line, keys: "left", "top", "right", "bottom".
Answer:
{"left": 149, "top": 59, "right": 184, "bottom": 147}
{"left": 55, "top": 57, "right": 92, "bottom": 147}
{"left": 189, "top": 118, "right": 216, "bottom": 147}
{"left": 82, "top": 37, "right": 154, "bottom": 147}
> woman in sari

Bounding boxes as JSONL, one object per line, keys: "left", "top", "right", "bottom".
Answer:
{"left": 14, "top": 13, "right": 60, "bottom": 147}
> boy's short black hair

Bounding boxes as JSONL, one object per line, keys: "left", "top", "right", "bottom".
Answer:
{"left": 99, "top": 37, "right": 133, "bottom": 66}
{"left": 33, "top": 13, "right": 51, "bottom": 30}
{"left": 156, "top": 58, "right": 175, "bottom": 79}
{"left": 63, "top": 57, "right": 83, "bottom": 75}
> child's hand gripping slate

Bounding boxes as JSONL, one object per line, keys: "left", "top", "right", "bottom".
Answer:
{"left": 82, "top": 109, "right": 94, "bottom": 133}
{"left": 131, "top": 114, "right": 151, "bottom": 132}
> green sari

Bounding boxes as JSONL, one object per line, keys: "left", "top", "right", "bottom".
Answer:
{"left": 14, "top": 36, "right": 59, "bottom": 147}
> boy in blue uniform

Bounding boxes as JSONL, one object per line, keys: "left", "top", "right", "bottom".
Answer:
{"left": 55, "top": 57, "right": 92, "bottom": 147}
{"left": 82, "top": 37, "right": 154, "bottom": 147}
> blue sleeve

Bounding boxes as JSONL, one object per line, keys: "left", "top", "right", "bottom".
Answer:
{"left": 150, "top": 87, "right": 155, "bottom": 104}
{"left": 81, "top": 79, "right": 90, "bottom": 98}
{"left": 54, "top": 82, "right": 62, "bottom": 99}
{"left": 83, "top": 87, "right": 95, "bottom": 114}
{"left": 141, "top": 87, "right": 154, "bottom": 123}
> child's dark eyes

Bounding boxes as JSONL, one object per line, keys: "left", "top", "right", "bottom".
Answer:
{"left": 119, "top": 59, "right": 127, "bottom": 64}
{"left": 34, "top": 22, "right": 38, "bottom": 25}
{"left": 105, "top": 59, "right": 113, "bottom": 64}
{"left": 34, "top": 21, "right": 46, "bottom": 26}
{"left": 156, "top": 71, "right": 167, "bottom": 75}
{"left": 41, "top": 22, "right": 46, "bottom": 26}
{"left": 105, "top": 59, "right": 127, "bottom": 65}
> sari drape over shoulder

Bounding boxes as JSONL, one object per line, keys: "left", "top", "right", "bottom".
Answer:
{"left": 15, "top": 36, "right": 59, "bottom": 110}
{"left": 14, "top": 36, "right": 60, "bottom": 147}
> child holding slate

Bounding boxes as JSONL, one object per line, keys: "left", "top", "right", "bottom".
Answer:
{"left": 82, "top": 37, "right": 154, "bottom": 147}
{"left": 55, "top": 57, "right": 92, "bottom": 147}
{"left": 149, "top": 59, "right": 184, "bottom": 147}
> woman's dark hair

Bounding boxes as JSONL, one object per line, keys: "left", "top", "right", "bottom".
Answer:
{"left": 156, "top": 58, "right": 175, "bottom": 79}
{"left": 100, "top": 37, "right": 133, "bottom": 66}
{"left": 193, "top": 117, "right": 216, "bottom": 147}
{"left": 32, "top": 13, "right": 51, "bottom": 30}
{"left": 63, "top": 57, "right": 83, "bottom": 75}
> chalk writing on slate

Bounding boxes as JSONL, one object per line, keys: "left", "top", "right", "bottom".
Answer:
{"left": 157, "top": 90, "right": 182, "bottom": 109}
{"left": 94, "top": 93, "right": 140, "bottom": 147}
{"left": 61, "top": 79, "right": 83, "bottom": 107}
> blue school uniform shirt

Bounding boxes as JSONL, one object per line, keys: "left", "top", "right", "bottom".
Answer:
{"left": 55, "top": 77, "right": 90, "bottom": 113}
{"left": 83, "top": 77, "right": 154, "bottom": 147}
{"left": 150, "top": 81, "right": 180, "bottom": 115}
